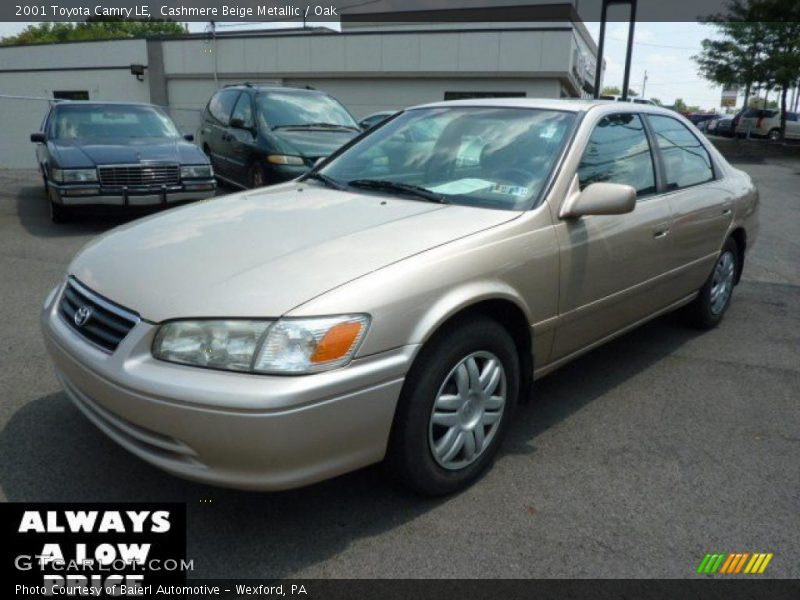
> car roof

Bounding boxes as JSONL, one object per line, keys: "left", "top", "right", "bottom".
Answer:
{"left": 52, "top": 101, "right": 158, "bottom": 108}
{"left": 226, "top": 84, "right": 323, "bottom": 94}
{"left": 408, "top": 97, "right": 681, "bottom": 117}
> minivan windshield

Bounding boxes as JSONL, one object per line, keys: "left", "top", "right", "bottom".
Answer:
{"left": 255, "top": 91, "right": 358, "bottom": 130}
{"left": 318, "top": 107, "right": 575, "bottom": 210}
{"left": 50, "top": 104, "right": 181, "bottom": 140}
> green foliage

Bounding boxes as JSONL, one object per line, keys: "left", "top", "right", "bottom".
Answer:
{"left": 694, "top": 0, "right": 800, "bottom": 138}
{"left": 0, "top": 19, "right": 188, "bottom": 46}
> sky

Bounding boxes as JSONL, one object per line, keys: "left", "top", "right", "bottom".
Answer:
{"left": 0, "top": 20, "right": 731, "bottom": 111}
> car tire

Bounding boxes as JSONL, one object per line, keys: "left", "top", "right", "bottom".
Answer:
{"left": 768, "top": 128, "right": 781, "bottom": 141}
{"left": 249, "top": 162, "right": 266, "bottom": 189}
{"left": 683, "top": 237, "right": 739, "bottom": 329}
{"left": 50, "top": 199, "right": 71, "bottom": 224}
{"left": 386, "top": 315, "right": 519, "bottom": 496}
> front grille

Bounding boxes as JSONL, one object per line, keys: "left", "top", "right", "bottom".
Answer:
{"left": 98, "top": 164, "right": 180, "bottom": 187}
{"left": 58, "top": 278, "right": 139, "bottom": 352}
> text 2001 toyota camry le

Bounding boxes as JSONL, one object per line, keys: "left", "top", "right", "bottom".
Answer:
{"left": 42, "top": 99, "right": 758, "bottom": 495}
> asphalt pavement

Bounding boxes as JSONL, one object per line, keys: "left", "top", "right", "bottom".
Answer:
{"left": 0, "top": 163, "right": 797, "bottom": 578}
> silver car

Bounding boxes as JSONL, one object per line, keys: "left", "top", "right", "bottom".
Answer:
{"left": 42, "top": 99, "right": 759, "bottom": 495}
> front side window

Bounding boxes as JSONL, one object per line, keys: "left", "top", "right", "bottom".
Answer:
{"left": 320, "top": 107, "right": 576, "bottom": 210}
{"left": 231, "top": 93, "right": 254, "bottom": 128}
{"left": 577, "top": 113, "right": 656, "bottom": 197}
{"left": 49, "top": 104, "right": 180, "bottom": 140}
{"left": 208, "top": 90, "right": 240, "bottom": 125}
{"left": 255, "top": 92, "right": 358, "bottom": 130}
{"left": 648, "top": 115, "right": 714, "bottom": 190}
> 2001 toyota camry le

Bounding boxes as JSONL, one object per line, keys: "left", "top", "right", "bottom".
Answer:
{"left": 42, "top": 99, "right": 759, "bottom": 495}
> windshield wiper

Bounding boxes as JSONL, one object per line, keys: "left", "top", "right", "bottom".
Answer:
{"left": 347, "top": 179, "right": 448, "bottom": 204}
{"left": 303, "top": 171, "right": 347, "bottom": 190}
{"left": 274, "top": 122, "right": 360, "bottom": 132}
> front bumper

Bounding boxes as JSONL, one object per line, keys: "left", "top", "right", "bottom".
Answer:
{"left": 41, "top": 284, "right": 413, "bottom": 490}
{"left": 50, "top": 180, "right": 217, "bottom": 207}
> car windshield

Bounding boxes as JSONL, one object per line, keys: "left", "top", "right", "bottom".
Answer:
{"left": 318, "top": 107, "right": 576, "bottom": 210}
{"left": 50, "top": 104, "right": 181, "bottom": 140}
{"left": 255, "top": 91, "right": 358, "bottom": 129}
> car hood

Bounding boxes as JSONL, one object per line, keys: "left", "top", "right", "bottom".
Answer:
{"left": 271, "top": 128, "right": 358, "bottom": 158}
{"left": 49, "top": 137, "right": 208, "bottom": 168}
{"left": 69, "top": 184, "right": 519, "bottom": 321}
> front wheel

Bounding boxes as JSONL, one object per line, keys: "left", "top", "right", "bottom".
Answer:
{"left": 249, "top": 162, "right": 266, "bottom": 188}
{"left": 768, "top": 128, "right": 781, "bottom": 141}
{"left": 684, "top": 237, "right": 739, "bottom": 329}
{"left": 386, "top": 316, "right": 519, "bottom": 496}
{"left": 50, "top": 199, "right": 71, "bottom": 223}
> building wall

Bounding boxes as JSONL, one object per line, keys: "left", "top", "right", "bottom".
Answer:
{"left": 0, "top": 40, "right": 149, "bottom": 168}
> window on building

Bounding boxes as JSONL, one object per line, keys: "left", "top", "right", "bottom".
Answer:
{"left": 577, "top": 113, "right": 656, "bottom": 197}
{"left": 443, "top": 91, "right": 526, "bottom": 101}
{"left": 53, "top": 91, "right": 89, "bottom": 101}
{"left": 647, "top": 115, "right": 714, "bottom": 190}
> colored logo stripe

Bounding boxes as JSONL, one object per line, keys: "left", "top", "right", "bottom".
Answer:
{"left": 697, "top": 552, "right": 773, "bottom": 574}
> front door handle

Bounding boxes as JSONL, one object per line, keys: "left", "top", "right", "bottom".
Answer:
{"left": 652, "top": 222, "right": 671, "bottom": 239}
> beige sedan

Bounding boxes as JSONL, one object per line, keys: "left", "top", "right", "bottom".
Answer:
{"left": 41, "top": 99, "right": 759, "bottom": 495}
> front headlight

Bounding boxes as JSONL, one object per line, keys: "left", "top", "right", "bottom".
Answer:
{"left": 181, "top": 164, "right": 213, "bottom": 179}
{"left": 152, "top": 315, "right": 369, "bottom": 374}
{"left": 267, "top": 154, "right": 305, "bottom": 166}
{"left": 52, "top": 168, "right": 97, "bottom": 183}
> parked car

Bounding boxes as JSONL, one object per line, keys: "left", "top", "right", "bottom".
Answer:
{"left": 197, "top": 83, "right": 361, "bottom": 189}
{"left": 735, "top": 108, "right": 800, "bottom": 140}
{"left": 687, "top": 113, "right": 719, "bottom": 131}
{"left": 707, "top": 116, "right": 734, "bottom": 137}
{"left": 42, "top": 99, "right": 758, "bottom": 495}
{"left": 358, "top": 110, "right": 397, "bottom": 130}
{"left": 31, "top": 101, "right": 216, "bottom": 223}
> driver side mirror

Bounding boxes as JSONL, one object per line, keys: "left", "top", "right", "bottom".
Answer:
{"left": 560, "top": 182, "right": 636, "bottom": 219}
{"left": 30, "top": 132, "right": 46, "bottom": 143}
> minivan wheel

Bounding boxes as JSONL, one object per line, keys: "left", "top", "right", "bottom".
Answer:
{"left": 386, "top": 316, "right": 519, "bottom": 496}
{"left": 684, "top": 237, "right": 739, "bottom": 329}
{"left": 768, "top": 128, "right": 781, "bottom": 141}
{"left": 249, "top": 163, "right": 266, "bottom": 188}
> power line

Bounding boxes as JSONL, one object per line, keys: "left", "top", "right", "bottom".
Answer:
{"left": 608, "top": 36, "right": 698, "bottom": 51}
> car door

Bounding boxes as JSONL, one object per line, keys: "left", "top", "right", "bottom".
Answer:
{"left": 202, "top": 89, "right": 241, "bottom": 178}
{"left": 226, "top": 92, "right": 257, "bottom": 186}
{"left": 550, "top": 112, "right": 674, "bottom": 360}
{"left": 787, "top": 112, "right": 800, "bottom": 139}
{"left": 644, "top": 114, "right": 733, "bottom": 297}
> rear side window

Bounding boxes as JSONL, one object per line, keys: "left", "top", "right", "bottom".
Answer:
{"left": 208, "top": 90, "right": 240, "bottom": 125}
{"left": 577, "top": 113, "right": 656, "bottom": 197}
{"left": 647, "top": 115, "right": 714, "bottom": 190}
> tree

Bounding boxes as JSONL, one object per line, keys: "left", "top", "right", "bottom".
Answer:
{"left": 695, "top": 0, "right": 800, "bottom": 139}
{"left": 759, "top": 4, "right": 800, "bottom": 139}
{"left": 0, "top": 18, "right": 187, "bottom": 46}
{"left": 672, "top": 98, "right": 689, "bottom": 113}
{"left": 601, "top": 86, "right": 621, "bottom": 96}
{"left": 694, "top": 1, "right": 771, "bottom": 111}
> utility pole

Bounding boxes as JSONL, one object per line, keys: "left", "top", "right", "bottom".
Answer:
{"left": 641, "top": 70, "right": 648, "bottom": 99}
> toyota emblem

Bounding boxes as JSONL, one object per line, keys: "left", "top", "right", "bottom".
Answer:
{"left": 74, "top": 306, "right": 92, "bottom": 327}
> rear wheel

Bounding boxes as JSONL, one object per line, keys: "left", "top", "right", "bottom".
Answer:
{"left": 768, "top": 128, "right": 781, "bottom": 141}
{"left": 386, "top": 316, "right": 519, "bottom": 496}
{"left": 684, "top": 237, "right": 739, "bottom": 329}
